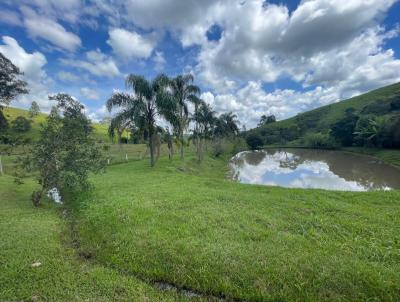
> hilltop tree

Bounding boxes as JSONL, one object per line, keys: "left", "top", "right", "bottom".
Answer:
{"left": 106, "top": 74, "right": 173, "bottom": 167}
{"left": 258, "top": 114, "right": 276, "bottom": 127}
{"left": 168, "top": 74, "right": 200, "bottom": 160}
{"left": 28, "top": 101, "right": 40, "bottom": 118}
{"left": 30, "top": 93, "right": 105, "bottom": 206}
{"left": 0, "top": 52, "right": 28, "bottom": 108}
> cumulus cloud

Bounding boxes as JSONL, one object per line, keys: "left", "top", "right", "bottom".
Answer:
{"left": 201, "top": 82, "right": 342, "bottom": 128}
{"left": 107, "top": 28, "right": 156, "bottom": 60}
{"left": 60, "top": 49, "right": 121, "bottom": 78}
{"left": 21, "top": 7, "right": 81, "bottom": 52}
{"left": 80, "top": 87, "right": 100, "bottom": 100}
{"left": 0, "top": 36, "right": 53, "bottom": 109}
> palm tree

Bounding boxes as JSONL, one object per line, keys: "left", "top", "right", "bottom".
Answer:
{"left": 108, "top": 118, "right": 132, "bottom": 145}
{"left": 169, "top": 74, "right": 200, "bottom": 160}
{"left": 106, "top": 74, "right": 171, "bottom": 167}
{"left": 188, "top": 95, "right": 203, "bottom": 160}
{"left": 215, "top": 112, "right": 240, "bottom": 137}
{"left": 195, "top": 102, "right": 217, "bottom": 161}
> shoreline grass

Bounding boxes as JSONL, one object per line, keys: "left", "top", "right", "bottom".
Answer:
{"left": 70, "top": 152, "right": 400, "bottom": 301}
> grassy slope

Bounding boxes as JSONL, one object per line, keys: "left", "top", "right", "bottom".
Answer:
{"left": 2, "top": 107, "right": 110, "bottom": 141}
{"left": 251, "top": 82, "right": 400, "bottom": 140}
{"left": 0, "top": 175, "right": 202, "bottom": 302}
{"left": 70, "top": 152, "right": 400, "bottom": 302}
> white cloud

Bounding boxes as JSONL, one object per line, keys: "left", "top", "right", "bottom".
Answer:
{"left": 60, "top": 49, "right": 121, "bottom": 78}
{"left": 21, "top": 7, "right": 81, "bottom": 52}
{"left": 107, "top": 28, "right": 156, "bottom": 60}
{"left": 87, "top": 105, "right": 109, "bottom": 122}
{"left": 202, "top": 82, "right": 342, "bottom": 128}
{"left": 80, "top": 87, "right": 100, "bottom": 100}
{"left": 57, "top": 71, "right": 80, "bottom": 82}
{"left": 0, "top": 36, "right": 53, "bottom": 110}
{"left": 0, "top": 9, "right": 22, "bottom": 26}
{"left": 153, "top": 51, "right": 166, "bottom": 71}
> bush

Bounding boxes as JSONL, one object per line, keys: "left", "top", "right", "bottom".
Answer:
{"left": 11, "top": 116, "right": 31, "bottom": 133}
{"left": 304, "top": 133, "right": 337, "bottom": 149}
{"left": 246, "top": 133, "right": 263, "bottom": 150}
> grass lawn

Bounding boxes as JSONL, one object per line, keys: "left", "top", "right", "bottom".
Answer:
{"left": 0, "top": 175, "right": 202, "bottom": 301}
{"left": 68, "top": 151, "right": 400, "bottom": 301}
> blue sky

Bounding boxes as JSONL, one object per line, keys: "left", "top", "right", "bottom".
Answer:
{"left": 0, "top": 0, "right": 399, "bottom": 127}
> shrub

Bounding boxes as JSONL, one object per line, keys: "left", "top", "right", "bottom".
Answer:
{"left": 11, "top": 116, "right": 31, "bottom": 133}
{"left": 304, "top": 133, "right": 337, "bottom": 149}
{"left": 246, "top": 133, "right": 264, "bottom": 150}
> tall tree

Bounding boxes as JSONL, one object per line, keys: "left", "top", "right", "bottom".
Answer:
{"left": 215, "top": 112, "right": 240, "bottom": 137}
{"left": 106, "top": 74, "right": 172, "bottom": 167}
{"left": 258, "top": 114, "right": 276, "bottom": 127}
{"left": 0, "top": 52, "right": 28, "bottom": 108}
{"left": 188, "top": 95, "right": 203, "bottom": 160}
{"left": 28, "top": 101, "right": 40, "bottom": 118}
{"left": 169, "top": 74, "right": 200, "bottom": 160}
{"left": 194, "top": 102, "right": 216, "bottom": 161}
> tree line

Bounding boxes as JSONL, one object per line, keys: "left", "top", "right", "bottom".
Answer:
{"left": 106, "top": 73, "right": 241, "bottom": 166}
{"left": 0, "top": 51, "right": 244, "bottom": 206}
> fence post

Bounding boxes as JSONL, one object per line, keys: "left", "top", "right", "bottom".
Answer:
{"left": 0, "top": 155, "right": 3, "bottom": 176}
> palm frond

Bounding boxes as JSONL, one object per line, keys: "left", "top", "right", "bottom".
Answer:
{"left": 106, "top": 92, "right": 135, "bottom": 112}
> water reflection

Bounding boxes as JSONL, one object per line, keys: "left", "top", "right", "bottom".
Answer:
{"left": 230, "top": 149, "right": 400, "bottom": 191}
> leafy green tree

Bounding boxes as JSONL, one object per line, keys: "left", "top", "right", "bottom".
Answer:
{"left": 30, "top": 94, "right": 105, "bottom": 206}
{"left": 330, "top": 108, "right": 359, "bottom": 146}
{"left": 0, "top": 110, "right": 8, "bottom": 131}
{"left": 11, "top": 116, "right": 31, "bottom": 133}
{"left": 354, "top": 116, "right": 386, "bottom": 147}
{"left": 258, "top": 114, "right": 276, "bottom": 126}
{"left": 0, "top": 52, "right": 28, "bottom": 107}
{"left": 106, "top": 74, "right": 172, "bottom": 167}
{"left": 246, "top": 133, "right": 263, "bottom": 150}
{"left": 168, "top": 74, "right": 200, "bottom": 160}
{"left": 28, "top": 101, "right": 40, "bottom": 118}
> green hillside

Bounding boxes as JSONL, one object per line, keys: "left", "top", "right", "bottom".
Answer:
{"left": 2, "top": 107, "right": 110, "bottom": 142}
{"left": 249, "top": 82, "right": 400, "bottom": 148}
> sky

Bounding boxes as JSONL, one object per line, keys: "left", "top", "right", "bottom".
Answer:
{"left": 0, "top": 0, "right": 400, "bottom": 128}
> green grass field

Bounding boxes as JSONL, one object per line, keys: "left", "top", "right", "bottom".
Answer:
{"left": 0, "top": 174, "right": 205, "bottom": 302}
{"left": 2, "top": 146, "right": 400, "bottom": 301}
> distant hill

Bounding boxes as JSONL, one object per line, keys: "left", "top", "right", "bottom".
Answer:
{"left": 248, "top": 82, "right": 400, "bottom": 148}
{"left": 2, "top": 107, "right": 111, "bottom": 142}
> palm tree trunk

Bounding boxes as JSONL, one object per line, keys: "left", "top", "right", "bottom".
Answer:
{"left": 149, "top": 135, "right": 155, "bottom": 167}
{"left": 180, "top": 104, "right": 184, "bottom": 160}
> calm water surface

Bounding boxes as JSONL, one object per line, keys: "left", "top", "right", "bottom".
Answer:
{"left": 229, "top": 149, "right": 400, "bottom": 191}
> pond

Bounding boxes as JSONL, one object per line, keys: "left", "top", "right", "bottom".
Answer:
{"left": 229, "top": 149, "right": 400, "bottom": 191}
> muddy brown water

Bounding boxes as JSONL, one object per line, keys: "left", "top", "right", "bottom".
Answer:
{"left": 229, "top": 149, "right": 400, "bottom": 191}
